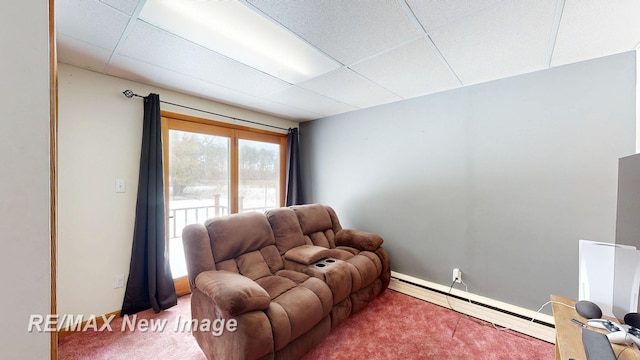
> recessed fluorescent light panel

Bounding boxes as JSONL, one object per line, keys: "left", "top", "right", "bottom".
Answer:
{"left": 139, "top": 0, "right": 340, "bottom": 83}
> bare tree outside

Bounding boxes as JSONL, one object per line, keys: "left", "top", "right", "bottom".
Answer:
{"left": 239, "top": 139, "right": 280, "bottom": 212}
{"left": 169, "top": 130, "right": 229, "bottom": 200}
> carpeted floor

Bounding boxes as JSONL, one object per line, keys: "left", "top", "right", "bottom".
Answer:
{"left": 58, "top": 289, "right": 554, "bottom": 359}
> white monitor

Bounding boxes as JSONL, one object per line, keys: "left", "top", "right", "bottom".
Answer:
{"left": 579, "top": 240, "right": 636, "bottom": 317}
{"left": 613, "top": 247, "right": 640, "bottom": 319}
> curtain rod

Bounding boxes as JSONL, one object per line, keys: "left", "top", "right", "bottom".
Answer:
{"left": 122, "top": 90, "right": 290, "bottom": 131}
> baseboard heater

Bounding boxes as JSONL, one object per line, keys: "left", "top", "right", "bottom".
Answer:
{"left": 388, "top": 272, "right": 556, "bottom": 343}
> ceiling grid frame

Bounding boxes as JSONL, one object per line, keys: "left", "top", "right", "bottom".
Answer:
{"left": 396, "top": 0, "right": 464, "bottom": 88}
{"left": 104, "top": 0, "right": 147, "bottom": 73}
{"left": 546, "top": 0, "right": 567, "bottom": 67}
{"left": 55, "top": 0, "right": 640, "bottom": 121}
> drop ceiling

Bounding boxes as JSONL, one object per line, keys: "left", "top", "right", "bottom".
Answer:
{"left": 56, "top": 0, "right": 640, "bottom": 122}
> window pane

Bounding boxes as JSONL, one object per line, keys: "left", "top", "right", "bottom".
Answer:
{"left": 238, "top": 139, "right": 280, "bottom": 213}
{"left": 168, "top": 130, "right": 230, "bottom": 278}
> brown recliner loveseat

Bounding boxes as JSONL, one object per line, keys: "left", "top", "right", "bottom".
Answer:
{"left": 181, "top": 204, "right": 391, "bottom": 360}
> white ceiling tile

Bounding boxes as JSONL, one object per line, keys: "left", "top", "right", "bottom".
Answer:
{"left": 265, "top": 86, "right": 358, "bottom": 117}
{"left": 351, "top": 39, "right": 461, "bottom": 99}
{"left": 57, "top": 34, "right": 112, "bottom": 72}
{"left": 239, "top": 98, "right": 323, "bottom": 121}
{"left": 56, "top": 0, "right": 131, "bottom": 50}
{"left": 430, "top": 0, "right": 557, "bottom": 85}
{"left": 551, "top": 0, "right": 640, "bottom": 67}
{"left": 406, "top": 0, "right": 502, "bottom": 32}
{"left": 246, "top": 0, "right": 423, "bottom": 65}
{"left": 56, "top": 0, "right": 640, "bottom": 120}
{"left": 298, "top": 68, "right": 402, "bottom": 108}
{"left": 119, "top": 21, "right": 291, "bottom": 97}
{"left": 99, "top": 0, "right": 140, "bottom": 15}
{"left": 108, "top": 55, "right": 318, "bottom": 121}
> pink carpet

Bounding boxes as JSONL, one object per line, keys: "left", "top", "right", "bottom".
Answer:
{"left": 58, "top": 290, "right": 554, "bottom": 359}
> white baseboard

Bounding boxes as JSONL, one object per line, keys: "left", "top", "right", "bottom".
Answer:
{"left": 389, "top": 271, "right": 556, "bottom": 344}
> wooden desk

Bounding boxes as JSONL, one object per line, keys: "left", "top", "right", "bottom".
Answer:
{"left": 551, "top": 294, "right": 640, "bottom": 360}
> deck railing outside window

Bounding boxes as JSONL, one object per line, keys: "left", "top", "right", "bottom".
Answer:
{"left": 168, "top": 195, "right": 276, "bottom": 278}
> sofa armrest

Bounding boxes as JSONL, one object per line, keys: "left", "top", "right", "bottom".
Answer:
{"left": 335, "top": 229, "right": 383, "bottom": 252}
{"left": 284, "top": 245, "right": 331, "bottom": 265}
{"left": 195, "top": 270, "right": 270, "bottom": 317}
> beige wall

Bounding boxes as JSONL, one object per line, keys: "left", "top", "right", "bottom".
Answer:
{"left": 57, "top": 63, "right": 297, "bottom": 317}
{"left": 0, "top": 0, "right": 51, "bottom": 358}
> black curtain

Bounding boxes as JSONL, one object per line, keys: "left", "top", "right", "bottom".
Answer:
{"left": 121, "top": 93, "right": 177, "bottom": 315}
{"left": 285, "top": 128, "right": 304, "bottom": 206}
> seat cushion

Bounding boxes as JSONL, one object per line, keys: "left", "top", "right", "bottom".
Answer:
{"left": 345, "top": 252, "right": 382, "bottom": 292}
{"left": 275, "top": 269, "right": 310, "bottom": 284}
{"left": 265, "top": 277, "right": 332, "bottom": 350}
{"left": 255, "top": 275, "right": 297, "bottom": 299}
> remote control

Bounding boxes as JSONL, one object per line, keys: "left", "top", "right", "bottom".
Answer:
{"left": 587, "top": 319, "right": 622, "bottom": 332}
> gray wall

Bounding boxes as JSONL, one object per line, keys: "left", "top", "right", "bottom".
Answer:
{"left": 616, "top": 153, "right": 640, "bottom": 248}
{"left": 300, "top": 51, "right": 637, "bottom": 312}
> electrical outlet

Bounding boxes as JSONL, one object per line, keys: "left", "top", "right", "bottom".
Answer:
{"left": 114, "top": 274, "right": 125, "bottom": 289}
{"left": 453, "top": 268, "right": 462, "bottom": 283}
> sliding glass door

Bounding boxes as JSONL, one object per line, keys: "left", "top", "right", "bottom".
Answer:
{"left": 166, "top": 125, "right": 231, "bottom": 281}
{"left": 238, "top": 132, "right": 282, "bottom": 213}
{"left": 163, "top": 114, "right": 286, "bottom": 294}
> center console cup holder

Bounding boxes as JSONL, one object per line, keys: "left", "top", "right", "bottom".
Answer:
{"left": 314, "top": 258, "right": 337, "bottom": 268}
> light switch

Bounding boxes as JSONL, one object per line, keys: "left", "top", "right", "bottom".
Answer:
{"left": 114, "top": 274, "right": 125, "bottom": 288}
{"left": 115, "top": 179, "right": 126, "bottom": 193}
